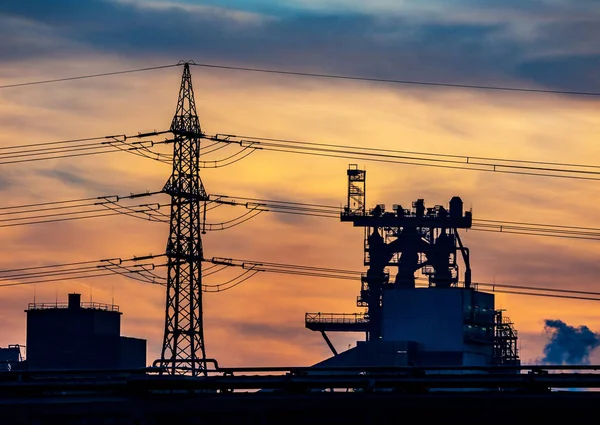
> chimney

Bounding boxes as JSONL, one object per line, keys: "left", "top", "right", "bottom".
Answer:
{"left": 68, "top": 293, "right": 81, "bottom": 310}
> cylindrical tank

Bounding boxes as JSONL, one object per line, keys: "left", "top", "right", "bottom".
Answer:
{"left": 449, "top": 196, "right": 463, "bottom": 219}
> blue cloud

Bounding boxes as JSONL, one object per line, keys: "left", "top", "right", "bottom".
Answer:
{"left": 139, "top": 0, "right": 295, "bottom": 15}
{"left": 0, "top": 0, "right": 598, "bottom": 93}
{"left": 542, "top": 319, "right": 600, "bottom": 365}
{"left": 517, "top": 55, "right": 600, "bottom": 93}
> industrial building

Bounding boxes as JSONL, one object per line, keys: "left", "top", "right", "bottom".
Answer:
{"left": 306, "top": 165, "right": 519, "bottom": 369}
{"left": 0, "top": 345, "right": 23, "bottom": 371}
{"left": 25, "top": 293, "right": 146, "bottom": 370}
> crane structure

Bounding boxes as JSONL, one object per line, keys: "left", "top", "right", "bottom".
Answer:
{"left": 158, "top": 63, "right": 208, "bottom": 376}
{"left": 306, "top": 164, "right": 474, "bottom": 342}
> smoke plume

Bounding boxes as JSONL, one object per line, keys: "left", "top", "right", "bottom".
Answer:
{"left": 542, "top": 319, "right": 600, "bottom": 365}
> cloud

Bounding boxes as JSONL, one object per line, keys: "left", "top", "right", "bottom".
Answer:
{"left": 0, "top": 173, "right": 14, "bottom": 193}
{"left": 0, "top": 0, "right": 598, "bottom": 93}
{"left": 517, "top": 55, "right": 600, "bottom": 93}
{"left": 0, "top": 16, "right": 73, "bottom": 62}
{"left": 37, "top": 168, "right": 93, "bottom": 188}
{"left": 35, "top": 166, "right": 129, "bottom": 195}
{"left": 115, "top": 0, "right": 272, "bottom": 23}
{"left": 541, "top": 319, "right": 600, "bottom": 365}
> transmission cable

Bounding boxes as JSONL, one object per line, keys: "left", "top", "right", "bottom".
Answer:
{"left": 202, "top": 268, "right": 260, "bottom": 293}
{"left": 0, "top": 131, "right": 172, "bottom": 165}
{"left": 233, "top": 134, "right": 600, "bottom": 171}
{"left": 2, "top": 61, "right": 598, "bottom": 96}
{"left": 0, "top": 64, "right": 181, "bottom": 90}
{"left": 190, "top": 62, "right": 600, "bottom": 97}
{"left": 0, "top": 131, "right": 247, "bottom": 167}
{"left": 204, "top": 134, "right": 600, "bottom": 181}
{"left": 208, "top": 193, "right": 600, "bottom": 241}
{"left": 1, "top": 252, "right": 598, "bottom": 303}
{"left": 199, "top": 144, "right": 259, "bottom": 168}
{"left": 2, "top": 188, "right": 598, "bottom": 241}
{"left": 204, "top": 257, "right": 600, "bottom": 302}
{"left": 0, "top": 191, "right": 167, "bottom": 228}
{"left": 0, "top": 254, "right": 167, "bottom": 288}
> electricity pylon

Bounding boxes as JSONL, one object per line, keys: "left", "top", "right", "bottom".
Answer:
{"left": 159, "top": 63, "right": 208, "bottom": 376}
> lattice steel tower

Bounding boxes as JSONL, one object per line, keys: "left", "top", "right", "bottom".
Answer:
{"left": 159, "top": 63, "right": 208, "bottom": 376}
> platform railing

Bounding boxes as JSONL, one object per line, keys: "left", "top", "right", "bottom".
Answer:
{"left": 27, "top": 301, "right": 120, "bottom": 312}
{"left": 305, "top": 312, "right": 368, "bottom": 324}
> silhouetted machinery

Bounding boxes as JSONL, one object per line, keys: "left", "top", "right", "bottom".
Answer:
{"left": 342, "top": 164, "right": 472, "bottom": 340}
{"left": 306, "top": 165, "right": 518, "bottom": 368}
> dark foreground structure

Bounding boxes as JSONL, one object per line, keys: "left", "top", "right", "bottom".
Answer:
{"left": 2, "top": 365, "right": 600, "bottom": 424}
{"left": 25, "top": 293, "right": 146, "bottom": 371}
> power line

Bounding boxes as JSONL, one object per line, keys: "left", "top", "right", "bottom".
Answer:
{"left": 1, "top": 187, "right": 598, "bottom": 241}
{"left": 0, "top": 135, "right": 121, "bottom": 151}
{"left": 2, "top": 61, "right": 598, "bottom": 97}
{"left": 0, "top": 259, "right": 117, "bottom": 274}
{"left": 1, "top": 252, "right": 599, "bottom": 302}
{"left": 232, "top": 135, "right": 600, "bottom": 171}
{"left": 0, "top": 191, "right": 167, "bottom": 228}
{"left": 204, "top": 256, "right": 600, "bottom": 302}
{"left": 0, "top": 253, "right": 253, "bottom": 293}
{"left": 0, "top": 64, "right": 181, "bottom": 90}
{"left": 206, "top": 134, "right": 600, "bottom": 181}
{"left": 5, "top": 130, "right": 599, "bottom": 183}
{"left": 0, "top": 254, "right": 167, "bottom": 287}
{"left": 0, "top": 196, "right": 106, "bottom": 211}
{"left": 469, "top": 227, "right": 600, "bottom": 242}
{"left": 0, "top": 131, "right": 174, "bottom": 165}
{"left": 208, "top": 193, "right": 600, "bottom": 241}
{"left": 0, "top": 131, "right": 255, "bottom": 167}
{"left": 190, "top": 62, "right": 600, "bottom": 97}
{"left": 0, "top": 209, "right": 161, "bottom": 228}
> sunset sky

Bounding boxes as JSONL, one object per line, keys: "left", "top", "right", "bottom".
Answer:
{"left": 0, "top": 0, "right": 599, "bottom": 367}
